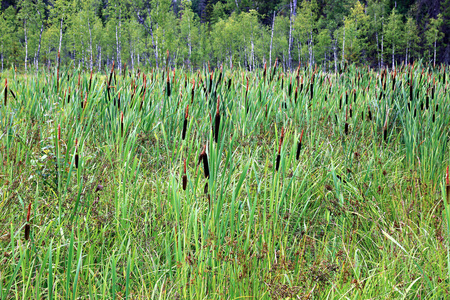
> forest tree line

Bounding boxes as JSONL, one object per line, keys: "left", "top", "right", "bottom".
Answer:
{"left": 1, "top": 0, "right": 449, "bottom": 72}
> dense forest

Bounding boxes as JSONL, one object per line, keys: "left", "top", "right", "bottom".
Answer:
{"left": 0, "top": 0, "right": 449, "bottom": 72}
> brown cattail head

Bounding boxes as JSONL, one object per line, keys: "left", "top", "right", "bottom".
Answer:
{"left": 89, "top": 70, "right": 93, "bottom": 92}
{"left": 214, "top": 97, "right": 221, "bottom": 143}
{"left": 58, "top": 124, "right": 61, "bottom": 141}
{"left": 75, "top": 138, "right": 79, "bottom": 169}
{"left": 200, "top": 145, "right": 209, "bottom": 178}
{"left": 166, "top": 73, "right": 171, "bottom": 97}
{"left": 263, "top": 62, "right": 267, "bottom": 81}
{"left": 182, "top": 159, "right": 187, "bottom": 190}
{"left": 121, "top": 112, "right": 124, "bottom": 137}
{"left": 25, "top": 203, "right": 31, "bottom": 240}
{"left": 182, "top": 105, "right": 188, "bottom": 140}
{"left": 275, "top": 154, "right": 281, "bottom": 172}
{"left": 296, "top": 129, "right": 304, "bottom": 160}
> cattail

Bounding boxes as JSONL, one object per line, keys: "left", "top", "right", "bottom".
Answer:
{"left": 199, "top": 145, "right": 209, "bottom": 178}
{"left": 182, "top": 105, "right": 189, "bottom": 140}
{"left": 296, "top": 129, "right": 304, "bottom": 160}
{"left": 4, "top": 78, "right": 7, "bottom": 106}
{"left": 75, "top": 138, "right": 79, "bottom": 169}
{"left": 166, "top": 73, "right": 171, "bottom": 97}
{"left": 88, "top": 70, "right": 93, "bottom": 92}
{"left": 271, "top": 58, "right": 278, "bottom": 81}
{"left": 182, "top": 159, "right": 187, "bottom": 191}
{"left": 214, "top": 98, "right": 221, "bottom": 143}
{"left": 276, "top": 128, "right": 284, "bottom": 172}
{"left": 263, "top": 62, "right": 267, "bottom": 82}
{"left": 24, "top": 203, "right": 31, "bottom": 240}
{"left": 140, "top": 75, "right": 147, "bottom": 111}
{"left": 117, "top": 92, "right": 121, "bottom": 109}
{"left": 300, "top": 76, "right": 304, "bottom": 93}
{"left": 218, "top": 64, "right": 223, "bottom": 85}
{"left": 288, "top": 78, "right": 292, "bottom": 97}
{"left": 120, "top": 112, "right": 124, "bottom": 137}
{"left": 353, "top": 89, "right": 356, "bottom": 103}
{"left": 310, "top": 77, "right": 314, "bottom": 100}
{"left": 58, "top": 124, "right": 61, "bottom": 142}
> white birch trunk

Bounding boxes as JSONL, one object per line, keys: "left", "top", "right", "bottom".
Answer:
{"left": 392, "top": 43, "right": 394, "bottom": 69}
{"left": 36, "top": 19, "right": 43, "bottom": 72}
{"left": 288, "top": 1, "right": 293, "bottom": 70}
{"left": 58, "top": 18, "right": 63, "bottom": 64}
{"left": 88, "top": 18, "right": 93, "bottom": 72}
{"left": 269, "top": 11, "right": 275, "bottom": 67}
{"left": 24, "top": 19, "right": 28, "bottom": 72}
{"left": 342, "top": 18, "right": 346, "bottom": 66}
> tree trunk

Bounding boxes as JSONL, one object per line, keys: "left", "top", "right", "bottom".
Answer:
{"left": 392, "top": 43, "right": 394, "bottom": 69}
{"left": 58, "top": 18, "right": 63, "bottom": 64}
{"left": 434, "top": 32, "right": 437, "bottom": 67}
{"left": 251, "top": 36, "right": 255, "bottom": 71}
{"left": 188, "top": 20, "right": 192, "bottom": 70}
{"left": 269, "top": 11, "right": 275, "bottom": 67}
{"left": 375, "top": 14, "right": 380, "bottom": 69}
{"left": 88, "top": 18, "right": 93, "bottom": 72}
{"left": 36, "top": 20, "right": 43, "bottom": 72}
{"left": 98, "top": 45, "right": 102, "bottom": 71}
{"left": 309, "top": 30, "right": 314, "bottom": 67}
{"left": 24, "top": 19, "right": 28, "bottom": 72}
{"left": 288, "top": 1, "right": 293, "bottom": 70}
{"left": 381, "top": 20, "right": 384, "bottom": 69}
{"left": 333, "top": 35, "right": 338, "bottom": 73}
{"left": 342, "top": 18, "right": 346, "bottom": 66}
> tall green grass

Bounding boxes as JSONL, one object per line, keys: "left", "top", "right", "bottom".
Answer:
{"left": 1, "top": 62, "right": 450, "bottom": 299}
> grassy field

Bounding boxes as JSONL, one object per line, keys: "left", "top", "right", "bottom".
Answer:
{"left": 1, "top": 62, "right": 450, "bottom": 299}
